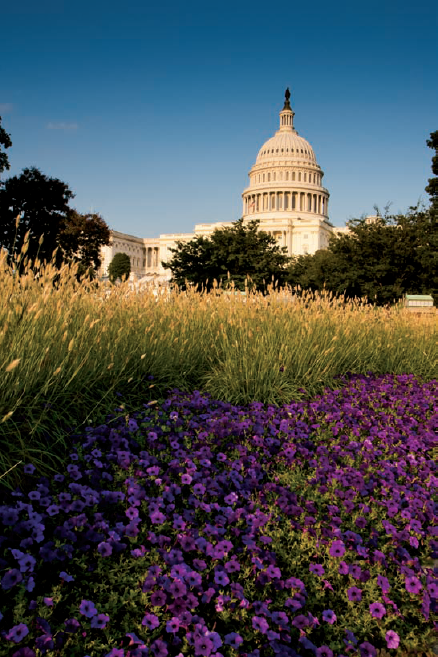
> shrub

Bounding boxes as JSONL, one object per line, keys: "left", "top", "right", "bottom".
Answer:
{"left": 108, "top": 252, "right": 131, "bottom": 283}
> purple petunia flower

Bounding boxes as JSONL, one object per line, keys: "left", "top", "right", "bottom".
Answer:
{"left": 60, "top": 571, "right": 75, "bottom": 582}
{"left": 291, "top": 614, "right": 309, "bottom": 629}
{"left": 347, "top": 586, "right": 362, "bottom": 602}
{"left": 316, "top": 647, "right": 333, "bottom": 657}
{"left": 17, "top": 554, "right": 36, "bottom": 573}
{"left": 142, "top": 613, "right": 160, "bottom": 629}
{"left": 214, "top": 571, "right": 230, "bottom": 586}
{"left": 79, "top": 600, "right": 98, "bottom": 618}
{"left": 224, "top": 632, "right": 243, "bottom": 648}
{"left": 11, "top": 648, "right": 36, "bottom": 657}
{"left": 359, "top": 642, "right": 376, "bottom": 657}
{"left": 252, "top": 616, "right": 270, "bottom": 634}
{"left": 385, "top": 630, "right": 400, "bottom": 649}
{"left": 194, "top": 636, "right": 213, "bottom": 656}
{"left": 377, "top": 575, "right": 390, "bottom": 592}
{"left": 405, "top": 575, "right": 422, "bottom": 594}
{"left": 91, "top": 613, "right": 110, "bottom": 629}
{"left": 150, "top": 590, "right": 167, "bottom": 607}
{"left": 329, "top": 540, "right": 345, "bottom": 557}
{"left": 23, "top": 464, "right": 36, "bottom": 474}
{"left": 6, "top": 623, "right": 29, "bottom": 643}
{"left": 150, "top": 510, "right": 166, "bottom": 525}
{"left": 322, "top": 609, "right": 337, "bottom": 624}
{"left": 369, "top": 602, "right": 386, "bottom": 618}
{"left": 309, "top": 564, "right": 325, "bottom": 576}
{"left": 97, "top": 542, "right": 113, "bottom": 557}
{"left": 1, "top": 569, "right": 23, "bottom": 590}
{"left": 338, "top": 561, "right": 349, "bottom": 575}
{"left": 170, "top": 579, "right": 187, "bottom": 597}
{"left": 427, "top": 581, "right": 437, "bottom": 597}
{"left": 166, "top": 617, "right": 180, "bottom": 633}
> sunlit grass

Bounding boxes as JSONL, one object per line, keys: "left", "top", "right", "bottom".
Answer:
{"left": 0, "top": 242, "right": 436, "bottom": 491}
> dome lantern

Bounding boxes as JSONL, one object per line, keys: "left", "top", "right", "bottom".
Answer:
{"left": 279, "top": 87, "right": 295, "bottom": 132}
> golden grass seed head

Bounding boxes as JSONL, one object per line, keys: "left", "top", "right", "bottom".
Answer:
{"left": 5, "top": 359, "right": 20, "bottom": 372}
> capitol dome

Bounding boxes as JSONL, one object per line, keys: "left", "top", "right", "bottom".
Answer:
{"left": 255, "top": 129, "right": 317, "bottom": 165}
{"left": 242, "top": 89, "right": 329, "bottom": 227}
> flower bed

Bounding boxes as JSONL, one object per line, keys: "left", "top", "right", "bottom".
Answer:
{"left": 0, "top": 373, "right": 436, "bottom": 657}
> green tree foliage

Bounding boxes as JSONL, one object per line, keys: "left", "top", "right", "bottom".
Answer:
{"left": 162, "top": 218, "right": 290, "bottom": 291}
{"left": 0, "top": 116, "right": 12, "bottom": 174}
{"left": 108, "top": 252, "right": 131, "bottom": 283}
{"left": 57, "top": 209, "right": 111, "bottom": 278}
{"left": 0, "top": 167, "right": 74, "bottom": 265}
{"left": 425, "top": 130, "right": 438, "bottom": 218}
{"left": 287, "top": 210, "right": 437, "bottom": 305}
{"left": 287, "top": 133, "right": 438, "bottom": 306}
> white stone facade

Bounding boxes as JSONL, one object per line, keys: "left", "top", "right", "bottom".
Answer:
{"left": 99, "top": 91, "right": 350, "bottom": 281}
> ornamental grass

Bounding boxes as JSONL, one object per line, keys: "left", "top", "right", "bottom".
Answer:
{"left": 0, "top": 245, "right": 436, "bottom": 490}
{"left": 0, "top": 374, "right": 436, "bottom": 656}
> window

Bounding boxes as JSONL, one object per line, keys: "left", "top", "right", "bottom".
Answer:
{"left": 273, "top": 172, "right": 276, "bottom": 181}
{"left": 263, "top": 174, "right": 265, "bottom": 182}
{"left": 303, "top": 234, "right": 308, "bottom": 239}
{"left": 285, "top": 171, "right": 289, "bottom": 180}
{"left": 292, "top": 172, "right": 295, "bottom": 181}
{"left": 304, "top": 173, "right": 307, "bottom": 182}
{"left": 298, "top": 172, "right": 301, "bottom": 181}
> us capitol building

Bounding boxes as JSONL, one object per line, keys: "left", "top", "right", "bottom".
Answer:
{"left": 99, "top": 90, "right": 349, "bottom": 282}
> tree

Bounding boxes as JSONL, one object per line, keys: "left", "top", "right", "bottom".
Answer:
{"left": 425, "top": 130, "right": 438, "bottom": 218}
{"left": 162, "top": 218, "right": 290, "bottom": 291}
{"left": 108, "top": 252, "right": 131, "bottom": 283}
{"left": 57, "top": 209, "right": 111, "bottom": 278}
{"left": 286, "top": 210, "right": 437, "bottom": 305}
{"left": 0, "top": 116, "right": 12, "bottom": 175}
{"left": 0, "top": 167, "right": 74, "bottom": 265}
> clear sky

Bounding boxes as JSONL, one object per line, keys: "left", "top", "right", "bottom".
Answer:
{"left": 1, "top": 0, "right": 437, "bottom": 236}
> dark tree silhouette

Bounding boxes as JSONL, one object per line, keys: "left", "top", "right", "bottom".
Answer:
{"left": 0, "top": 116, "right": 12, "bottom": 174}
{"left": 0, "top": 167, "right": 74, "bottom": 265}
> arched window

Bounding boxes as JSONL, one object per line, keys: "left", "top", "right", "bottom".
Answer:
{"left": 268, "top": 173, "right": 271, "bottom": 181}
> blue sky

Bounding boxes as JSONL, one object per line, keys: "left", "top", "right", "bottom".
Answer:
{"left": 1, "top": 0, "right": 437, "bottom": 236}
